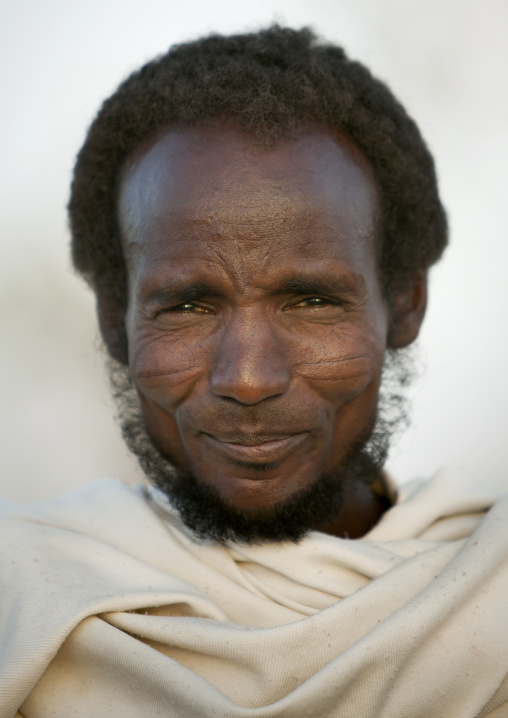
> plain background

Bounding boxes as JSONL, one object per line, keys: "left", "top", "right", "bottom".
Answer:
{"left": 1, "top": 0, "right": 507, "bottom": 501}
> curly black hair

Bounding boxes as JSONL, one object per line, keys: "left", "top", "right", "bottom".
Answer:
{"left": 69, "top": 25, "right": 447, "bottom": 312}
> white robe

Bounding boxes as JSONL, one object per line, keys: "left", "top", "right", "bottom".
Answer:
{"left": 1, "top": 468, "right": 508, "bottom": 718}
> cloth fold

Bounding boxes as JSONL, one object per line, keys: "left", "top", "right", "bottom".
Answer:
{"left": 1, "top": 468, "right": 507, "bottom": 717}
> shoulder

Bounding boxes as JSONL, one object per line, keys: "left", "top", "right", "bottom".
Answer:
{"left": 0, "top": 478, "right": 146, "bottom": 530}
{"left": 368, "top": 467, "right": 508, "bottom": 541}
{"left": 0, "top": 479, "right": 176, "bottom": 563}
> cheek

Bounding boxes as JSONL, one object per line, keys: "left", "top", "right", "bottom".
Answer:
{"left": 128, "top": 328, "right": 210, "bottom": 411}
{"left": 290, "top": 321, "right": 387, "bottom": 403}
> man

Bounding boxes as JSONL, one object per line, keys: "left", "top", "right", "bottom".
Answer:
{"left": 1, "top": 26, "right": 507, "bottom": 718}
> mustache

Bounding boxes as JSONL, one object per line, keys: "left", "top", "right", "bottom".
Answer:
{"left": 177, "top": 395, "right": 323, "bottom": 438}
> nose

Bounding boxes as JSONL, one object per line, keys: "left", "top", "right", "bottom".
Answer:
{"left": 210, "top": 312, "right": 290, "bottom": 405}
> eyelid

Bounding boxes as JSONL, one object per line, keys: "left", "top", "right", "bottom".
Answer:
{"left": 143, "top": 282, "right": 223, "bottom": 311}
{"left": 289, "top": 295, "right": 344, "bottom": 308}
{"left": 155, "top": 301, "right": 212, "bottom": 316}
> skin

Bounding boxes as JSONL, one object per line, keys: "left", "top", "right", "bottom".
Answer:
{"left": 113, "top": 123, "right": 426, "bottom": 538}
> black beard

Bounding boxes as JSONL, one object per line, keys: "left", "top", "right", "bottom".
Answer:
{"left": 109, "top": 349, "right": 413, "bottom": 545}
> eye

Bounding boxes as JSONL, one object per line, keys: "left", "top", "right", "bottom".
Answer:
{"left": 294, "top": 296, "right": 337, "bottom": 309}
{"left": 156, "top": 302, "right": 209, "bottom": 317}
{"left": 174, "top": 303, "right": 205, "bottom": 312}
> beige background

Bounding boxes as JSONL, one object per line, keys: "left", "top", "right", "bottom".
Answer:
{"left": 1, "top": 0, "right": 507, "bottom": 501}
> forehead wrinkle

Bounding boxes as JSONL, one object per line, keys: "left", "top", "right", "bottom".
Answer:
{"left": 123, "top": 202, "right": 376, "bottom": 251}
{"left": 119, "top": 144, "right": 379, "bottom": 245}
{"left": 119, "top": 124, "right": 383, "bottom": 296}
{"left": 123, "top": 215, "right": 377, "bottom": 294}
{"left": 129, "top": 193, "right": 315, "bottom": 230}
{"left": 129, "top": 235, "right": 372, "bottom": 310}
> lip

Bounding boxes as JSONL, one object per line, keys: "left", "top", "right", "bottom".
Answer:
{"left": 203, "top": 433, "right": 307, "bottom": 464}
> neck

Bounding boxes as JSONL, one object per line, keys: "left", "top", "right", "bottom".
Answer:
{"left": 311, "top": 477, "right": 390, "bottom": 539}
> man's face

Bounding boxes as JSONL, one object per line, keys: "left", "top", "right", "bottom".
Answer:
{"left": 118, "top": 123, "right": 390, "bottom": 531}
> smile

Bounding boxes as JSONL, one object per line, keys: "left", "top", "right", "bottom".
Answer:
{"left": 202, "top": 433, "right": 307, "bottom": 465}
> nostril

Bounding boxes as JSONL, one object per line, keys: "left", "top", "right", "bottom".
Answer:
{"left": 211, "top": 375, "right": 287, "bottom": 405}
{"left": 210, "top": 357, "right": 290, "bottom": 405}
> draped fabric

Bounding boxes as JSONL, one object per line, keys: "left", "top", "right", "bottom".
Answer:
{"left": 1, "top": 469, "right": 508, "bottom": 717}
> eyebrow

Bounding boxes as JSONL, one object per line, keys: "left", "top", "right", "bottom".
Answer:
{"left": 143, "top": 282, "right": 223, "bottom": 306}
{"left": 276, "top": 275, "right": 365, "bottom": 297}
{"left": 142, "top": 274, "right": 366, "bottom": 306}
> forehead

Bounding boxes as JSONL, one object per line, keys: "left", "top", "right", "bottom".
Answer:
{"left": 118, "top": 123, "right": 380, "bottom": 276}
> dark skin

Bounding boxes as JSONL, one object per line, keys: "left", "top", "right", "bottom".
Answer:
{"left": 104, "top": 123, "right": 426, "bottom": 539}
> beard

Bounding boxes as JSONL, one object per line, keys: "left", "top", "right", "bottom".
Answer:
{"left": 108, "top": 349, "right": 413, "bottom": 545}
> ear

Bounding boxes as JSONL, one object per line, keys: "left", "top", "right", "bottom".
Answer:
{"left": 387, "top": 271, "right": 427, "bottom": 349}
{"left": 96, "top": 294, "right": 129, "bottom": 364}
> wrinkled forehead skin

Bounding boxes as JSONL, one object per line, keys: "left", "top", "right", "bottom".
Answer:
{"left": 118, "top": 122, "right": 382, "bottom": 283}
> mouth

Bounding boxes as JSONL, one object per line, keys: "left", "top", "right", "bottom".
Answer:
{"left": 202, "top": 432, "right": 307, "bottom": 465}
